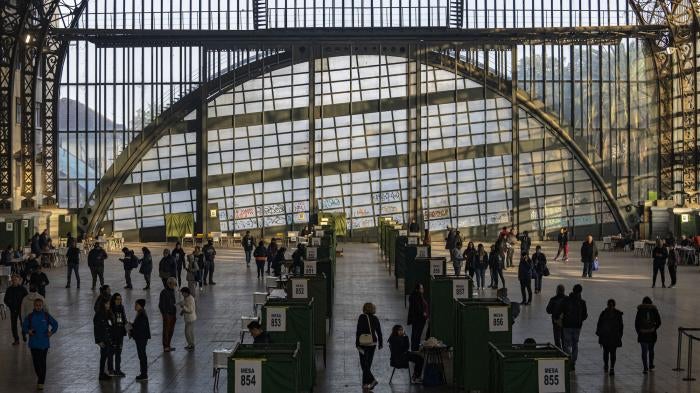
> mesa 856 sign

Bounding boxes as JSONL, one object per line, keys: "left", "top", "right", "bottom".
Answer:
{"left": 234, "top": 359, "right": 262, "bottom": 393}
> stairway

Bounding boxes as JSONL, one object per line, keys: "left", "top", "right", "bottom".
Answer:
{"left": 449, "top": 0, "right": 464, "bottom": 28}
{"left": 253, "top": 0, "right": 268, "bottom": 30}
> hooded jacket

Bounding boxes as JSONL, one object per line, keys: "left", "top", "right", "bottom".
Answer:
{"left": 562, "top": 292, "right": 588, "bottom": 329}
{"left": 596, "top": 308, "right": 623, "bottom": 348}
{"left": 22, "top": 310, "right": 58, "bottom": 349}
{"left": 635, "top": 303, "right": 661, "bottom": 343}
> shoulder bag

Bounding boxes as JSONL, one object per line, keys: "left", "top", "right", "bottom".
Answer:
{"left": 358, "top": 314, "right": 375, "bottom": 346}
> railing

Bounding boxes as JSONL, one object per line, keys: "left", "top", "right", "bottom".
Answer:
{"left": 673, "top": 327, "right": 700, "bottom": 381}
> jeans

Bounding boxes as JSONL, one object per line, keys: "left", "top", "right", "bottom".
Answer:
{"left": 453, "top": 262, "right": 462, "bottom": 276}
{"left": 475, "top": 268, "right": 486, "bottom": 288}
{"left": 256, "top": 261, "right": 265, "bottom": 278}
{"left": 493, "top": 268, "right": 505, "bottom": 288}
{"left": 555, "top": 244, "right": 568, "bottom": 260}
{"left": 519, "top": 279, "right": 532, "bottom": 304}
{"left": 359, "top": 346, "right": 376, "bottom": 385}
{"left": 203, "top": 260, "right": 215, "bottom": 284}
{"left": 124, "top": 269, "right": 133, "bottom": 288}
{"left": 109, "top": 336, "right": 123, "bottom": 372}
{"left": 552, "top": 323, "right": 563, "bottom": 348}
{"left": 641, "top": 342, "right": 655, "bottom": 370}
{"left": 185, "top": 321, "right": 195, "bottom": 347}
{"left": 582, "top": 261, "right": 593, "bottom": 277}
{"left": 162, "top": 314, "right": 176, "bottom": 349}
{"left": 652, "top": 263, "right": 666, "bottom": 287}
{"left": 534, "top": 274, "right": 543, "bottom": 291}
{"left": 135, "top": 339, "right": 148, "bottom": 376}
{"left": 410, "top": 319, "right": 426, "bottom": 352}
{"left": 506, "top": 248, "right": 514, "bottom": 267}
{"left": 176, "top": 259, "right": 183, "bottom": 287}
{"left": 668, "top": 264, "right": 677, "bottom": 286}
{"left": 66, "top": 263, "right": 80, "bottom": 287}
{"left": 245, "top": 249, "right": 252, "bottom": 265}
{"left": 603, "top": 345, "right": 617, "bottom": 369}
{"left": 30, "top": 348, "right": 48, "bottom": 384}
{"left": 99, "top": 345, "right": 112, "bottom": 376}
{"left": 562, "top": 328, "right": 581, "bottom": 363}
{"left": 90, "top": 265, "right": 104, "bottom": 289}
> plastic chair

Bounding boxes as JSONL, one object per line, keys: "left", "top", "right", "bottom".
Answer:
{"left": 212, "top": 348, "right": 233, "bottom": 390}
{"left": 388, "top": 351, "right": 411, "bottom": 384}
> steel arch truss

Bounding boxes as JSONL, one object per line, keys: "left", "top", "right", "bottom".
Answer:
{"left": 74, "top": 47, "right": 632, "bottom": 236}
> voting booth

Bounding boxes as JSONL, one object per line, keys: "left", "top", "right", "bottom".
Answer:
{"left": 227, "top": 343, "right": 301, "bottom": 393}
{"left": 455, "top": 298, "right": 513, "bottom": 391}
{"left": 404, "top": 256, "right": 444, "bottom": 302}
{"left": 489, "top": 343, "right": 570, "bottom": 393}
{"left": 285, "top": 274, "right": 329, "bottom": 365}
{"left": 428, "top": 276, "right": 474, "bottom": 347}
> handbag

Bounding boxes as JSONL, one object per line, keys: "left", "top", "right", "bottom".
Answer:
{"left": 593, "top": 257, "right": 600, "bottom": 271}
{"left": 543, "top": 266, "right": 550, "bottom": 277}
{"left": 358, "top": 314, "right": 375, "bottom": 346}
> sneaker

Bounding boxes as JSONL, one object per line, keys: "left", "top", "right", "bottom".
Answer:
{"left": 411, "top": 377, "right": 422, "bottom": 384}
{"left": 135, "top": 375, "right": 148, "bottom": 381}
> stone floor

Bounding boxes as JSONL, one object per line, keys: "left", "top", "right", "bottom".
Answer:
{"left": 1, "top": 240, "right": 699, "bottom": 393}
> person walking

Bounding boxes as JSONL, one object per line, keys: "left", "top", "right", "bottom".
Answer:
{"left": 87, "top": 243, "right": 107, "bottom": 290}
{"left": 185, "top": 250, "right": 200, "bottom": 294}
{"left": 561, "top": 284, "right": 588, "bottom": 371}
{"left": 518, "top": 251, "right": 534, "bottom": 305}
{"left": 93, "top": 299, "right": 114, "bottom": 381}
{"left": 109, "top": 293, "right": 128, "bottom": 377}
{"left": 667, "top": 241, "right": 678, "bottom": 288}
{"left": 554, "top": 227, "right": 569, "bottom": 262}
{"left": 651, "top": 239, "right": 667, "bottom": 288}
{"left": 356, "top": 302, "right": 382, "bottom": 392}
{"left": 202, "top": 240, "right": 217, "bottom": 285}
{"left": 253, "top": 241, "right": 267, "bottom": 279}
{"left": 266, "top": 238, "right": 278, "bottom": 275}
{"left": 4, "top": 274, "right": 28, "bottom": 345}
{"left": 488, "top": 245, "right": 498, "bottom": 289}
{"left": 518, "top": 230, "right": 532, "bottom": 255}
{"left": 65, "top": 240, "right": 81, "bottom": 289}
{"left": 191, "top": 246, "right": 204, "bottom": 289}
{"left": 139, "top": 247, "right": 153, "bottom": 290}
{"left": 179, "top": 287, "right": 196, "bottom": 350}
{"left": 472, "top": 244, "right": 489, "bottom": 290}
{"left": 546, "top": 284, "right": 567, "bottom": 348}
{"left": 462, "top": 242, "right": 476, "bottom": 278}
{"left": 532, "top": 245, "right": 547, "bottom": 294}
{"left": 291, "top": 243, "right": 305, "bottom": 276}
{"left": 119, "top": 248, "right": 138, "bottom": 290}
{"left": 407, "top": 283, "right": 428, "bottom": 351}
{"left": 172, "top": 242, "right": 186, "bottom": 287}
{"left": 388, "top": 325, "right": 425, "bottom": 384}
{"left": 29, "top": 265, "right": 49, "bottom": 298}
{"left": 22, "top": 298, "right": 58, "bottom": 390}
{"left": 635, "top": 296, "right": 661, "bottom": 374}
{"left": 595, "top": 299, "right": 623, "bottom": 376}
{"left": 129, "top": 299, "right": 150, "bottom": 381}
{"left": 580, "top": 235, "right": 598, "bottom": 278}
{"left": 492, "top": 246, "right": 506, "bottom": 289}
{"left": 159, "top": 277, "right": 177, "bottom": 352}
{"left": 242, "top": 230, "right": 255, "bottom": 267}
{"left": 158, "top": 249, "right": 176, "bottom": 288}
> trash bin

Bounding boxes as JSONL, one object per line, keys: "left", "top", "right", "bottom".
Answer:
{"left": 489, "top": 343, "right": 570, "bottom": 393}
{"left": 454, "top": 298, "right": 513, "bottom": 391}
{"left": 428, "top": 276, "right": 474, "bottom": 347}
{"left": 261, "top": 298, "right": 316, "bottom": 392}
{"left": 228, "top": 342, "right": 301, "bottom": 393}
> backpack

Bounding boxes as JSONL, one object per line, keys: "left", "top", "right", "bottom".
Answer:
{"left": 639, "top": 310, "right": 657, "bottom": 333}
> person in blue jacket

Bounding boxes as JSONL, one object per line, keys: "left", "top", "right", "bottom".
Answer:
{"left": 22, "top": 298, "right": 58, "bottom": 391}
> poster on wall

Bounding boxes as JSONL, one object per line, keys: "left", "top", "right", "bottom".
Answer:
{"left": 6, "top": 223, "right": 12, "bottom": 231}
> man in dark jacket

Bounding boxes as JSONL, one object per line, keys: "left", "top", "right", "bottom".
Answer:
{"left": 120, "top": 248, "right": 138, "bottom": 290}
{"left": 247, "top": 321, "right": 272, "bottom": 344}
{"left": 65, "top": 241, "right": 81, "bottom": 288}
{"left": 517, "top": 251, "right": 534, "bottom": 305}
{"left": 202, "top": 240, "right": 217, "bottom": 285}
{"left": 651, "top": 239, "right": 667, "bottom": 288}
{"left": 561, "top": 284, "right": 587, "bottom": 370}
{"left": 130, "top": 299, "right": 151, "bottom": 381}
{"left": 93, "top": 300, "right": 113, "bottom": 380}
{"left": 159, "top": 277, "right": 177, "bottom": 352}
{"left": 518, "top": 230, "right": 532, "bottom": 254}
{"left": 158, "top": 249, "right": 176, "bottom": 289}
{"left": 635, "top": 296, "right": 661, "bottom": 373}
{"left": 545, "top": 284, "right": 566, "bottom": 348}
{"left": 242, "top": 231, "right": 255, "bottom": 267}
{"left": 580, "top": 235, "right": 598, "bottom": 278}
{"left": 29, "top": 265, "right": 49, "bottom": 297}
{"left": 4, "top": 274, "right": 28, "bottom": 344}
{"left": 94, "top": 285, "right": 112, "bottom": 313}
{"left": 38, "top": 230, "right": 49, "bottom": 251}
{"left": 88, "top": 243, "right": 107, "bottom": 290}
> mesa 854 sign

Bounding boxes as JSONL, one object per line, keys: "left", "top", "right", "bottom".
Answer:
{"left": 234, "top": 359, "right": 262, "bottom": 393}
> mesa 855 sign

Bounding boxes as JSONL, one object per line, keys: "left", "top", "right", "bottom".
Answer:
{"left": 538, "top": 359, "right": 566, "bottom": 393}
{"left": 234, "top": 359, "right": 262, "bottom": 393}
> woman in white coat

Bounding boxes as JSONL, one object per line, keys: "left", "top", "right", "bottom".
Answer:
{"left": 178, "top": 287, "right": 197, "bottom": 350}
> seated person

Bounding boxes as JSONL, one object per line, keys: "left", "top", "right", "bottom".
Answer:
{"left": 247, "top": 321, "right": 272, "bottom": 344}
{"left": 388, "top": 324, "right": 424, "bottom": 384}
{"left": 1, "top": 246, "right": 12, "bottom": 266}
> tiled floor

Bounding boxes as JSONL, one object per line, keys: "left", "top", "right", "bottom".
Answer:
{"left": 1, "top": 240, "right": 699, "bottom": 393}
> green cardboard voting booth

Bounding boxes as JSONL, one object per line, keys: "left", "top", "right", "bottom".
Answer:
{"left": 228, "top": 343, "right": 301, "bottom": 393}
{"left": 261, "top": 298, "right": 315, "bottom": 392}
{"left": 285, "top": 274, "right": 329, "bottom": 365}
{"left": 489, "top": 343, "right": 570, "bottom": 393}
{"left": 404, "top": 256, "right": 443, "bottom": 301}
{"left": 455, "top": 298, "right": 513, "bottom": 391}
{"left": 15, "top": 218, "right": 33, "bottom": 249}
{"left": 428, "top": 276, "right": 474, "bottom": 347}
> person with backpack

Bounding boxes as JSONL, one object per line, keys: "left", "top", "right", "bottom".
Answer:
{"left": 4, "top": 274, "right": 28, "bottom": 344}
{"left": 202, "top": 240, "right": 217, "bottom": 285}
{"left": 87, "top": 243, "right": 107, "bottom": 290}
{"left": 595, "top": 299, "right": 623, "bottom": 376}
{"left": 651, "top": 239, "right": 667, "bottom": 288}
{"left": 667, "top": 240, "right": 678, "bottom": 288}
{"left": 22, "top": 298, "right": 58, "bottom": 390}
{"left": 242, "top": 231, "right": 255, "bottom": 267}
{"left": 450, "top": 246, "right": 465, "bottom": 276}
{"left": 172, "top": 242, "right": 186, "bottom": 287}
{"left": 517, "top": 251, "right": 534, "bottom": 305}
{"left": 158, "top": 249, "right": 176, "bottom": 289}
{"left": 356, "top": 302, "right": 382, "bottom": 392}
{"left": 119, "top": 248, "right": 138, "bottom": 290}
{"left": 93, "top": 298, "right": 114, "bottom": 380}
{"left": 129, "top": 299, "right": 150, "bottom": 381}
{"left": 531, "top": 245, "right": 548, "bottom": 294}
{"left": 253, "top": 241, "right": 268, "bottom": 279}
{"left": 271, "top": 247, "right": 286, "bottom": 277}
{"left": 65, "top": 240, "right": 81, "bottom": 289}
{"left": 139, "top": 247, "right": 153, "bottom": 290}
{"left": 546, "top": 284, "right": 567, "bottom": 348}
{"left": 561, "top": 284, "right": 588, "bottom": 371}
{"left": 635, "top": 296, "right": 661, "bottom": 374}
{"left": 109, "top": 293, "right": 128, "bottom": 377}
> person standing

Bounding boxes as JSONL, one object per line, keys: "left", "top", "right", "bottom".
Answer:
{"left": 242, "top": 231, "right": 255, "bottom": 267}
{"left": 4, "top": 274, "right": 28, "bottom": 345}
{"left": 93, "top": 285, "right": 111, "bottom": 313}
{"left": 266, "top": 238, "right": 278, "bottom": 275}
{"left": 595, "top": 299, "right": 623, "bottom": 376}
{"left": 129, "top": 299, "right": 151, "bottom": 381}
{"left": 109, "top": 293, "right": 127, "bottom": 377}
{"left": 253, "top": 241, "right": 267, "bottom": 279}
{"left": 554, "top": 227, "right": 569, "bottom": 262}
{"left": 87, "top": 243, "right": 107, "bottom": 290}
{"left": 450, "top": 246, "right": 465, "bottom": 276}
{"left": 492, "top": 247, "right": 506, "bottom": 289}
{"left": 667, "top": 241, "right": 678, "bottom": 288}
{"left": 159, "top": 277, "right": 178, "bottom": 352}
{"left": 532, "top": 245, "right": 547, "bottom": 294}
{"left": 172, "top": 242, "right": 186, "bottom": 287}
{"left": 185, "top": 250, "right": 200, "bottom": 294}
{"left": 29, "top": 265, "right": 49, "bottom": 298}
{"left": 561, "top": 284, "right": 588, "bottom": 371}
{"left": 271, "top": 247, "right": 286, "bottom": 277}
{"left": 139, "top": 247, "right": 153, "bottom": 290}
{"left": 407, "top": 283, "right": 428, "bottom": 351}
{"left": 65, "top": 240, "right": 81, "bottom": 289}
{"left": 635, "top": 296, "right": 661, "bottom": 374}
{"left": 518, "top": 251, "right": 534, "bottom": 305}
{"left": 651, "top": 239, "right": 667, "bottom": 288}
{"left": 506, "top": 229, "right": 517, "bottom": 268}
{"left": 179, "top": 287, "right": 197, "bottom": 350}
{"left": 488, "top": 245, "right": 498, "bottom": 289}
{"left": 518, "top": 230, "right": 532, "bottom": 255}
{"left": 546, "top": 284, "right": 567, "bottom": 348}
{"left": 356, "top": 302, "right": 382, "bottom": 392}
{"left": 158, "top": 249, "right": 176, "bottom": 288}
{"left": 119, "top": 248, "right": 138, "bottom": 290}
{"left": 291, "top": 243, "right": 305, "bottom": 276}
{"left": 202, "top": 240, "right": 217, "bottom": 285}
{"left": 93, "top": 299, "right": 114, "bottom": 381}
{"left": 472, "top": 244, "right": 489, "bottom": 290}
{"left": 22, "top": 298, "right": 58, "bottom": 390}
{"left": 462, "top": 242, "right": 476, "bottom": 278}
{"left": 580, "top": 235, "right": 598, "bottom": 278}
{"left": 409, "top": 218, "right": 419, "bottom": 233}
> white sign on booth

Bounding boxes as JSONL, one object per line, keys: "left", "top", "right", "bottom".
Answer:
{"left": 430, "top": 259, "right": 443, "bottom": 276}
{"left": 266, "top": 307, "right": 286, "bottom": 332}
{"left": 315, "top": 230, "right": 324, "bottom": 237}
{"left": 452, "top": 280, "right": 468, "bottom": 299}
{"left": 416, "top": 246, "right": 428, "bottom": 258}
{"left": 407, "top": 237, "right": 417, "bottom": 245}
{"left": 304, "top": 261, "right": 317, "bottom": 275}
{"left": 311, "top": 237, "right": 321, "bottom": 246}
{"left": 398, "top": 230, "right": 408, "bottom": 236}
{"left": 306, "top": 247, "right": 317, "bottom": 260}
{"left": 234, "top": 359, "right": 262, "bottom": 393}
{"left": 488, "top": 306, "right": 509, "bottom": 332}
{"left": 538, "top": 359, "right": 566, "bottom": 393}
{"left": 291, "top": 279, "right": 308, "bottom": 299}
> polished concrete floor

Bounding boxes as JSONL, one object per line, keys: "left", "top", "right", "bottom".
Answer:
{"left": 1, "top": 240, "right": 699, "bottom": 392}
